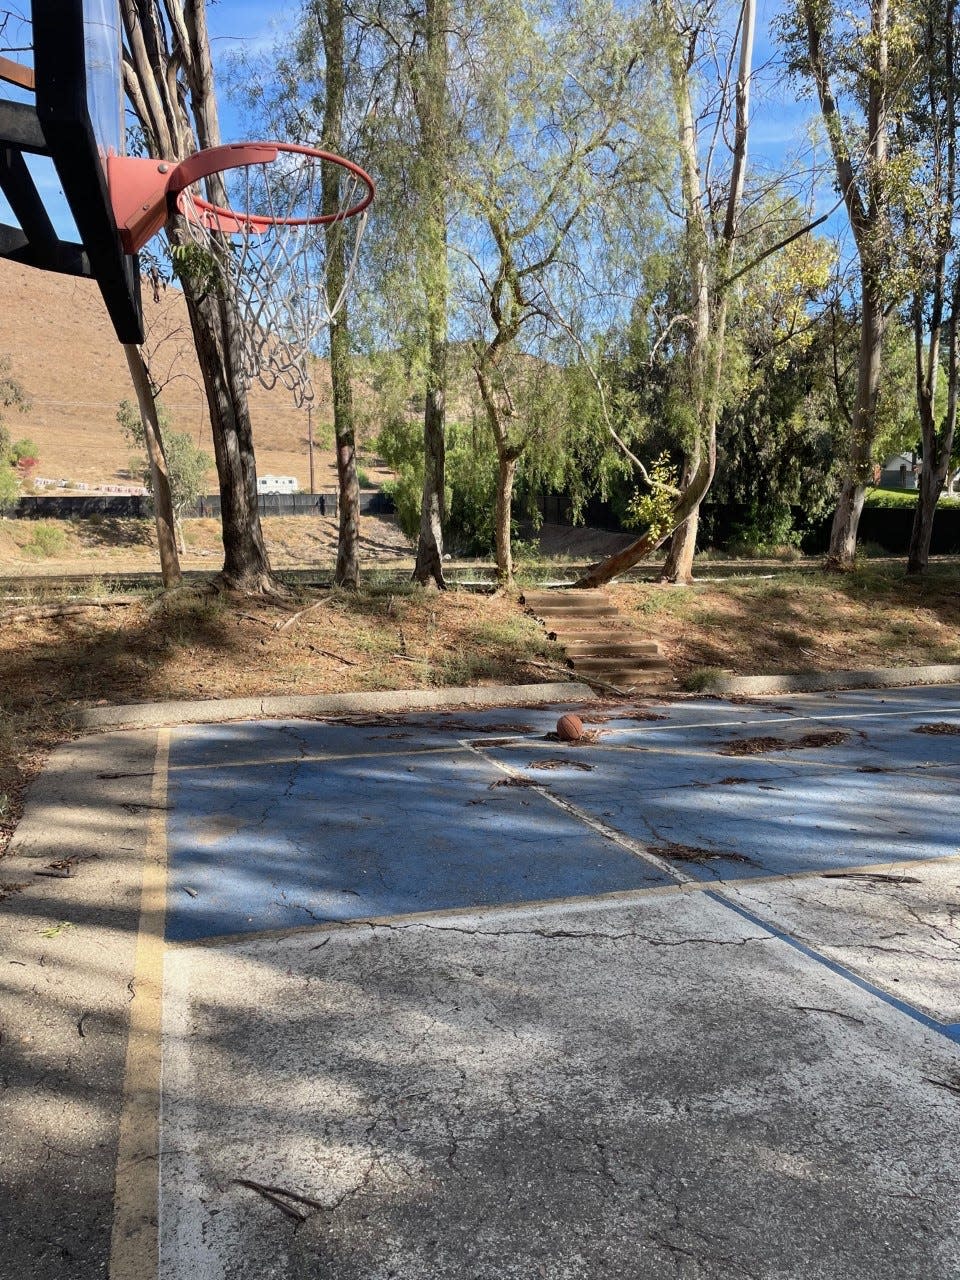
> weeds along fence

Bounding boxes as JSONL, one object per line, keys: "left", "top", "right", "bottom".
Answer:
{"left": 13, "top": 490, "right": 394, "bottom": 520}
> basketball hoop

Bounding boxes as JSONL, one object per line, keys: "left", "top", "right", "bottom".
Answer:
{"left": 108, "top": 142, "right": 375, "bottom": 405}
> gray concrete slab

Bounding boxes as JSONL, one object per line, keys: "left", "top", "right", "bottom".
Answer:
{"left": 78, "top": 682, "right": 596, "bottom": 731}
{"left": 723, "top": 856, "right": 960, "bottom": 1024}
{"left": 161, "top": 893, "right": 960, "bottom": 1280}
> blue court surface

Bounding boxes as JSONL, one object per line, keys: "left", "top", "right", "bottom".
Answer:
{"left": 147, "top": 687, "right": 960, "bottom": 1280}
{"left": 165, "top": 687, "right": 960, "bottom": 943}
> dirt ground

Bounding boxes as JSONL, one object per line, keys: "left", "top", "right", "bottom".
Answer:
{"left": 617, "top": 568, "right": 960, "bottom": 683}
{"left": 0, "top": 514, "right": 412, "bottom": 576}
{"left": 0, "top": 259, "right": 393, "bottom": 493}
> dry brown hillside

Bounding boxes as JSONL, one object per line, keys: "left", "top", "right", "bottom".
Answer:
{"left": 0, "top": 259, "right": 388, "bottom": 491}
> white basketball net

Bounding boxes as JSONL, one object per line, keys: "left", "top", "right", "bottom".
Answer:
{"left": 177, "top": 150, "right": 369, "bottom": 407}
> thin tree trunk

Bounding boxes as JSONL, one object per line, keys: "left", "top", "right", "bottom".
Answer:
{"left": 319, "top": 0, "right": 360, "bottom": 588}
{"left": 908, "top": 467, "right": 942, "bottom": 571}
{"left": 826, "top": 278, "right": 885, "bottom": 567}
{"left": 576, "top": 0, "right": 752, "bottom": 590}
{"left": 494, "top": 451, "right": 517, "bottom": 585}
{"left": 123, "top": 344, "right": 181, "bottom": 588}
{"left": 805, "top": 0, "right": 890, "bottom": 569}
{"left": 908, "top": 0, "right": 958, "bottom": 574}
{"left": 412, "top": 0, "right": 448, "bottom": 589}
{"left": 660, "top": 448, "right": 702, "bottom": 582}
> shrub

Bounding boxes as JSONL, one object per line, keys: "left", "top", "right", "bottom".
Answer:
{"left": 25, "top": 521, "right": 67, "bottom": 558}
{"left": 0, "top": 464, "right": 18, "bottom": 512}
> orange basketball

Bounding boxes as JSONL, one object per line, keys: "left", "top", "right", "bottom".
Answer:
{"left": 557, "top": 713, "right": 584, "bottom": 742}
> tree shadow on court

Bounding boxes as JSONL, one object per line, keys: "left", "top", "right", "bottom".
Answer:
{"left": 3, "top": 694, "right": 960, "bottom": 1277}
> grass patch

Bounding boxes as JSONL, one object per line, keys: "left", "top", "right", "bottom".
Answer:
{"left": 864, "top": 487, "right": 960, "bottom": 510}
{"left": 681, "top": 666, "right": 725, "bottom": 692}
{"left": 24, "top": 522, "right": 68, "bottom": 558}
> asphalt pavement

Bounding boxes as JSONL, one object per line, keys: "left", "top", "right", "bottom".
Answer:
{"left": 3, "top": 685, "right": 960, "bottom": 1279}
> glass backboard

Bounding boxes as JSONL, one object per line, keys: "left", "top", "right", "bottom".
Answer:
{"left": 83, "top": 0, "right": 124, "bottom": 162}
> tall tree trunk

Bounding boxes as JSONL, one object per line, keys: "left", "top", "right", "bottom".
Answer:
{"left": 804, "top": 0, "right": 891, "bottom": 569}
{"left": 494, "top": 451, "right": 518, "bottom": 585}
{"left": 319, "top": 0, "right": 360, "bottom": 588}
{"left": 412, "top": 0, "right": 449, "bottom": 589}
{"left": 121, "top": 0, "right": 279, "bottom": 593}
{"left": 660, "top": 510, "right": 699, "bottom": 583}
{"left": 908, "top": 466, "right": 942, "bottom": 572}
{"left": 182, "top": 283, "right": 274, "bottom": 591}
{"left": 908, "top": 0, "right": 958, "bottom": 574}
{"left": 826, "top": 277, "right": 885, "bottom": 566}
{"left": 123, "top": 344, "right": 181, "bottom": 588}
{"left": 577, "top": 0, "right": 752, "bottom": 590}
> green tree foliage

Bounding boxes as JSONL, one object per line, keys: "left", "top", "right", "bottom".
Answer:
{"left": 779, "top": 0, "right": 920, "bottom": 566}
{"left": 0, "top": 357, "right": 30, "bottom": 511}
{"left": 9, "top": 438, "right": 39, "bottom": 464}
{"left": 376, "top": 349, "right": 607, "bottom": 556}
{"left": 118, "top": 399, "right": 212, "bottom": 523}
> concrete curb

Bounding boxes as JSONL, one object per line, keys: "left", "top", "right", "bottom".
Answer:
{"left": 704, "top": 663, "right": 960, "bottom": 696}
{"left": 77, "top": 681, "right": 599, "bottom": 731}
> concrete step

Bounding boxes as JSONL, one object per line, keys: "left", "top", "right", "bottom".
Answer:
{"left": 572, "top": 656, "right": 671, "bottom": 676}
{"left": 561, "top": 640, "right": 663, "bottom": 658}
{"left": 523, "top": 593, "right": 613, "bottom": 614}
{"left": 532, "top": 604, "right": 621, "bottom": 621}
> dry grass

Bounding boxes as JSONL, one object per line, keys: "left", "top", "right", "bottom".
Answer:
{"left": 617, "top": 566, "right": 960, "bottom": 685}
{"left": 0, "top": 513, "right": 412, "bottom": 576}
{"left": 0, "top": 584, "right": 563, "bottom": 858}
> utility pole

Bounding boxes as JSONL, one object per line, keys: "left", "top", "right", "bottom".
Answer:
{"left": 307, "top": 403, "right": 315, "bottom": 495}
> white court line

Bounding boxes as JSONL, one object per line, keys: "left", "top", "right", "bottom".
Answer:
{"left": 163, "top": 697, "right": 960, "bottom": 775}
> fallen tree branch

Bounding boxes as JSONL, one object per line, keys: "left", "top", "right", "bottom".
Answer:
{"left": 233, "top": 1177, "right": 328, "bottom": 1222}
{"left": 522, "top": 657, "right": 630, "bottom": 697}
{"left": 309, "top": 646, "right": 358, "bottom": 665}
{"left": 1, "top": 599, "right": 139, "bottom": 624}
{"left": 276, "top": 598, "right": 327, "bottom": 631}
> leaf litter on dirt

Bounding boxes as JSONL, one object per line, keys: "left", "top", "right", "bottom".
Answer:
{"left": 719, "top": 730, "right": 848, "bottom": 757}
{"left": 656, "top": 841, "right": 758, "bottom": 867}
{"left": 528, "top": 759, "right": 595, "bottom": 771}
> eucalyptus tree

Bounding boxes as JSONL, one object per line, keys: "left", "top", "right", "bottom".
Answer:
{"left": 781, "top": 0, "right": 917, "bottom": 568}
{"left": 297, "top": 0, "right": 454, "bottom": 587}
{"left": 900, "top": 0, "right": 960, "bottom": 573}
{"left": 454, "top": 0, "right": 657, "bottom": 584}
{"left": 316, "top": 0, "right": 362, "bottom": 587}
{"left": 409, "top": 0, "right": 451, "bottom": 587}
{"left": 120, "top": 0, "right": 277, "bottom": 592}
{"left": 577, "top": 0, "right": 757, "bottom": 587}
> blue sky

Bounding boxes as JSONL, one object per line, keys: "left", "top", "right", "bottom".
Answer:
{"left": 0, "top": 0, "right": 830, "bottom": 266}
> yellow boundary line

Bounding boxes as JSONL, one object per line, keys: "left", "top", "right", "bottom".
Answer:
{"left": 109, "top": 727, "right": 170, "bottom": 1280}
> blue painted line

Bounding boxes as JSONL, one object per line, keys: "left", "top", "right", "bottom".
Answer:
{"left": 706, "top": 890, "right": 960, "bottom": 1045}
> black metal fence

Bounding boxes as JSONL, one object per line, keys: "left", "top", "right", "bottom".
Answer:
{"left": 12, "top": 489, "right": 395, "bottom": 521}
{"left": 191, "top": 490, "right": 394, "bottom": 518}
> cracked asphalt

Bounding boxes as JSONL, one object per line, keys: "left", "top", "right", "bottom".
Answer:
{"left": 2, "top": 686, "right": 960, "bottom": 1279}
